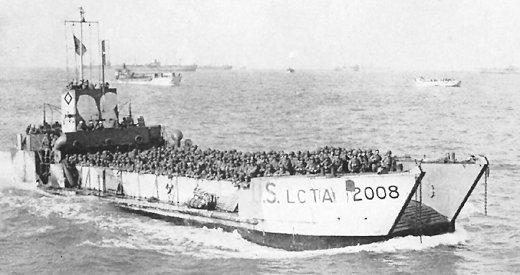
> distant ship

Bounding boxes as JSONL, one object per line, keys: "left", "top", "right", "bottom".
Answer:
{"left": 334, "top": 65, "right": 360, "bottom": 72}
{"left": 166, "top": 64, "right": 198, "bottom": 72}
{"left": 415, "top": 77, "right": 461, "bottom": 87}
{"left": 286, "top": 68, "right": 295, "bottom": 73}
{"left": 121, "top": 59, "right": 198, "bottom": 72}
{"left": 115, "top": 65, "right": 182, "bottom": 86}
{"left": 480, "top": 66, "right": 519, "bottom": 74}
{"left": 198, "top": 65, "right": 233, "bottom": 70}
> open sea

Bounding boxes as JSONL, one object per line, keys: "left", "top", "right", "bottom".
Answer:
{"left": 0, "top": 68, "right": 519, "bottom": 274}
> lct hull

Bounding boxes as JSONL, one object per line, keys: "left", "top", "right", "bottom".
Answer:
{"left": 10, "top": 149, "right": 488, "bottom": 251}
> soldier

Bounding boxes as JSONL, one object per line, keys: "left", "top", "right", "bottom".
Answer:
{"left": 331, "top": 154, "right": 342, "bottom": 175}
{"left": 306, "top": 157, "right": 319, "bottom": 174}
{"left": 281, "top": 154, "right": 294, "bottom": 175}
{"left": 360, "top": 151, "right": 369, "bottom": 172}
{"left": 95, "top": 120, "right": 104, "bottom": 130}
{"left": 382, "top": 150, "right": 393, "bottom": 172}
{"left": 369, "top": 149, "right": 382, "bottom": 172}
{"left": 87, "top": 120, "right": 95, "bottom": 131}
{"left": 348, "top": 151, "right": 361, "bottom": 173}
{"left": 295, "top": 157, "right": 307, "bottom": 175}
{"left": 321, "top": 155, "right": 332, "bottom": 175}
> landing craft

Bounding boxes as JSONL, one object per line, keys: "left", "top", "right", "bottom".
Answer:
{"left": 115, "top": 64, "right": 182, "bottom": 86}
{"left": 119, "top": 59, "right": 198, "bottom": 72}
{"left": 10, "top": 8, "right": 489, "bottom": 251}
{"left": 415, "top": 77, "right": 462, "bottom": 87}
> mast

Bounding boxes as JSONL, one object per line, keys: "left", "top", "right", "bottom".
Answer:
{"left": 80, "top": 7, "right": 85, "bottom": 80}
{"left": 43, "top": 103, "right": 46, "bottom": 124}
{"left": 65, "top": 7, "right": 98, "bottom": 82}
{"left": 101, "top": 40, "right": 106, "bottom": 88}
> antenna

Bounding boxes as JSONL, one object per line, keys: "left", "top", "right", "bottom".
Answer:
{"left": 80, "top": 7, "right": 85, "bottom": 80}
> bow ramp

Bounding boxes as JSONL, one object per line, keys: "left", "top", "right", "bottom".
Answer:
{"left": 394, "top": 155, "right": 490, "bottom": 236}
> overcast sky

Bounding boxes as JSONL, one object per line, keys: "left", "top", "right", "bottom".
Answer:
{"left": 1, "top": 0, "right": 519, "bottom": 70}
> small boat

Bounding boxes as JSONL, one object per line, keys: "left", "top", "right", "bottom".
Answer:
{"left": 415, "top": 77, "right": 461, "bottom": 87}
{"left": 163, "top": 64, "right": 198, "bottom": 72}
{"left": 286, "top": 68, "right": 295, "bottom": 73}
{"left": 115, "top": 65, "right": 182, "bottom": 86}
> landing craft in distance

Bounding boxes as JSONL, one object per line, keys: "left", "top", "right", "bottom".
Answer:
{"left": 115, "top": 64, "right": 182, "bottom": 86}
{"left": 415, "top": 76, "right": 461, "bottom": 87}
{"left": 119, "top": 59, "right": 198, "bottom": 72}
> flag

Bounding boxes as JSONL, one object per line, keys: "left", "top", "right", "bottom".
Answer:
{"left": 101, "top": 40, "right": 106, "bottom": 66}
{"left": 113, "top": 105, "right": 119, "bottom": 117}
{"left": 73, "top": 35, "right": 87, "bottom": 56}
{"left": 113, "top": 105, "right": 119, "bottom": 125}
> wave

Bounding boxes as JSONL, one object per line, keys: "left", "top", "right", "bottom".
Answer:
{"left": 70, "top": 202, "right": 471, "bottom": 259}
{"left": 0, "top": 150, "right": 16, "bottom": 187}
{"left": 75, "top": 221, "right": 470, "bottom": 259}
{"left": 1, "top": 174, "right": 473, "bottom": 260}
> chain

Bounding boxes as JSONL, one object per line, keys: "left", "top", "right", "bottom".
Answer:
{"left": 485, "top": 165, "right": 489, "bottom": 216}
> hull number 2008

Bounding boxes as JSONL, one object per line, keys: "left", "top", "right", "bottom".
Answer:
{"left": 263, "top": 182, "right": 400, "bottom": 204}
{"left": 353, "top": 185, "right": 399, "bottom": 201}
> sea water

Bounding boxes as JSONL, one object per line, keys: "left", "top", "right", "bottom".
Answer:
{"left": 0, "top": 68, "right": 519, "bottom": 274}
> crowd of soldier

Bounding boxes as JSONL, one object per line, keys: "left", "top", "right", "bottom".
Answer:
{"left": 26, "top": 121, "right": 61, "bottom": 136}
{"left": 76, "top": 115, "right": 143, "bottom": 131}
{"left": 65, "top": 143, "right": 400, "bottom": 185}
{"left": 66, "top": 79, "right": 110, "bottom": 90}
{"left": 25, "top": 122, "right": 61, "bottom": 163}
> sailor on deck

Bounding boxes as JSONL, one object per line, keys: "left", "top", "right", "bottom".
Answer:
{"left": 87, "top": 120, "right": 95, "bottom": 131}
{"left": 77, "top": 121, "right": 86, "bottom": 131}
{"left": 95, "top": 120, "right": 104, "bottom": 130}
